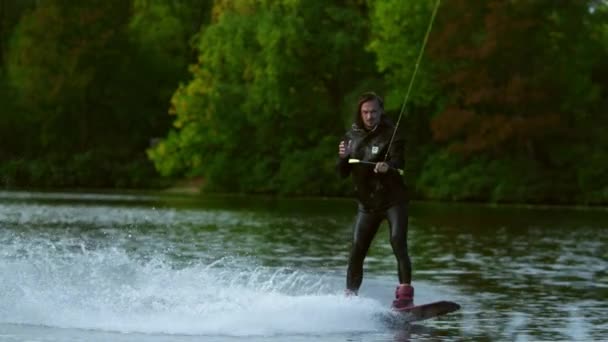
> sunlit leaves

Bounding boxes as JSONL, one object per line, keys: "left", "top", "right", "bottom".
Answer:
{"left": 149, "top": 0, "right": 376, "bottom": 194}
{"left": 368, "top": 0, "right": 441, "bottom": 109}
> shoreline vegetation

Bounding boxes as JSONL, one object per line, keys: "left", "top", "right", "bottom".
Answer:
{"left": 2, "top": 180, "right": 608, "bottom": 211}
{"left": 1, "top": 1, "right": 607, "bottom": 206}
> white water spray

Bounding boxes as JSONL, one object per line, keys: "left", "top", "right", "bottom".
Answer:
{"left": 0, "top": 235, "right": 386, "bottom": 336}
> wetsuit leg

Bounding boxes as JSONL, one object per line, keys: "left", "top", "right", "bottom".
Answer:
{"left": 386, "top": 203, "right": 411, "bottom": 284}
{"left": 346, "top": 209, "right": 383, "bottom": 293}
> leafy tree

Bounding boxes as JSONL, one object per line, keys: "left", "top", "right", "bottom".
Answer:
{"left": 3, "top": 0, "right": 207, "bottom": 187}
{"left": 428, "top": 1, "right": 600, "bottom": 156}
{"left": 0, "top": 0, "right": 37, "bottom": 160}
{"left": 7, "top": 0, "right": 134, "bottom": 153}
{"left": 129, "top": 0, "right": 212, "bottom": 116}
{"left": 0, "top": 0, "right": 37, "bottom": 65}
{"left": 2, "top": 0, "right": 606, "bottom": 203}
{"left": 149, "top": 0, "right": 380, "bottom": 195}
{"left": 370, "top": 0, "right": 608, "bottom": 203}
{"left": 367, "top": 0, "right": 445, "bottom": 194}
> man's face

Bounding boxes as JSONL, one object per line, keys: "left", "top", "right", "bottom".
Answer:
{"left": 360, "top": 99, "right": 382, "bottom": 130}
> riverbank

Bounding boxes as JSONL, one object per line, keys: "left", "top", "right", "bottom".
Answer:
{"left": 161, "top": 177, "right": 204, "bottom": 194}
{"left": 2, "top": 186, "right": 608, "bottom": 212}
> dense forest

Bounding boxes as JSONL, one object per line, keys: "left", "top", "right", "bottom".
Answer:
{"left": 1, "top": 0, "right": 607, "bottom": 205}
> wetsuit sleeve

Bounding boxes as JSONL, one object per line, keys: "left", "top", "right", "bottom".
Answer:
{"left": 337, "top": 156, "right": 351, "bottom": 178}
{"left": 385, "top": 135, "right": 405, "bottom": 171}
{"left": 336, "top": 134, "right": 352, "bottom": 178}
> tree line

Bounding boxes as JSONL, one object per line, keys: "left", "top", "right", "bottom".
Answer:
{"left": 1, "top": 0, "right": 607, "bottom": 205}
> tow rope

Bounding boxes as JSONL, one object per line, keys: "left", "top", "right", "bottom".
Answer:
{"left": 384, "top": 0, "right": 442, "bottom": 162}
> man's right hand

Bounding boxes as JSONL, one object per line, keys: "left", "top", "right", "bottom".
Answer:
{"left": 339, "top": 140, "right": 352, "bottom": 159}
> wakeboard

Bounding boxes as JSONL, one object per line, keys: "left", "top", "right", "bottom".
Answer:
{"left": 398, "top": 300, "right": 460, "bottom": 321}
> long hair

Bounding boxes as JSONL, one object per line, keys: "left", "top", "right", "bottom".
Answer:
{"left": 354, "top": 92, "right": 384, "bottom": 128}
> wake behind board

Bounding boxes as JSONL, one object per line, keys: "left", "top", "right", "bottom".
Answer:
{"left": 380, "top": 300, "right": 460, "bottom": 327}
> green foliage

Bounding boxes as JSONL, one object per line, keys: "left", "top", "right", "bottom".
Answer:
{"left": 129, "top": 0, "right": 207, "bottom": 102}
{"left": 149, "top": 0, "right": 378, "bottom": 194}
{"left": 2, "top": 0, "right": 208, "bottom": 188}
{"left": 1, "top": 0, "right": 608, "bottom": 205}
{"left": 0, "top": 74, "right": 23, "bottom": 159}
{"left": 7, "top": 0, "right": 133, "bottom": 151}
{"left": 0, "top": 0, "right": 38, "bottom": 64}
{"left": 577, "top": 150, "right": 608, "bottom": 204}
{"left": 277, "top": 136, "right": 351, "bottom": 196}
{"left": 367, "top": 0, "right": 443, "bottom": 110}
{"left": 418, "top": 151, "right": 574, "bottom": 204}
{"left": 417, "top": 152, "right": 490, "bottom": 202}
{"left": 0, "top": 152, "right": 165, "bottom": 189}
{"left": 366, "top": 0, "right": 608, "bottom": 204}
{"left": 426, "top": 0, "right": 602, "bottom": 156}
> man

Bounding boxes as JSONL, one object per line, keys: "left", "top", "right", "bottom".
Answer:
{"left": 336, "top": 92, "right": 413, "bottom": 310}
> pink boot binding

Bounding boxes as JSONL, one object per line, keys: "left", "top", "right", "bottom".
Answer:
{"left": 392, "top": 284, "right": 414, "bottom": 311}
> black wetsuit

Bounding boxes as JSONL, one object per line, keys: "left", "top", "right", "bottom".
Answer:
{"left": 337, "top": 117, "right": 411, "bottom": 293}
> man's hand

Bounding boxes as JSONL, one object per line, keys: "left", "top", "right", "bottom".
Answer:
{"left": 339, "top": 140, "right": 352, "bottom": 159}
{"left": 374, "top": 162, "right": 389, "bottom": 173}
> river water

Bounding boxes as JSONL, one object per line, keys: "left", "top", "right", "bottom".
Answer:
{"left": 0, "top": 191, "right": 606, "bottom": 341}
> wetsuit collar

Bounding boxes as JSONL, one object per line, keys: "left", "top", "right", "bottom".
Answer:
{"left": 352, "top": 122, "right": 380, "bottom": 133}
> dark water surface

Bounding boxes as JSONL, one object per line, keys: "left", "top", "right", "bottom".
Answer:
{"left": 0, "top": 191, "right": 606, "bottom": 341}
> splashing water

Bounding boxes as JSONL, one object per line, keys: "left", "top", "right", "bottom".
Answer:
{"left": 0, "top": 234, "right": 386, "bottom": 336}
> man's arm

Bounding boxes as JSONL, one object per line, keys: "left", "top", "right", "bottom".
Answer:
{"left": 385, "top": 135, "right": 405, "bottom": 172}
{"left": 337, "top": 139, "right": 352, "bottom": 178}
